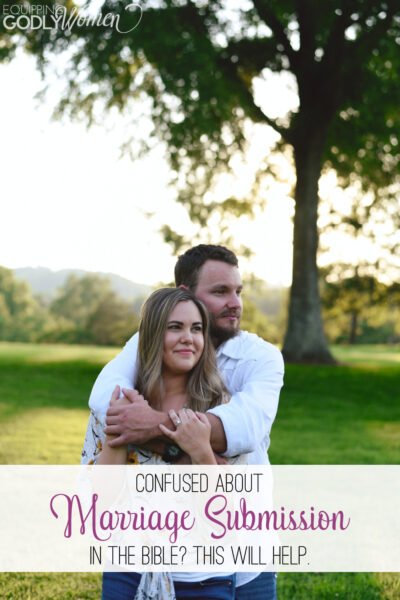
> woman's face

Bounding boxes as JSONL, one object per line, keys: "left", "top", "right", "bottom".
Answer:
{"left": 162, "top": 301, "right": 205, "bottom": 375}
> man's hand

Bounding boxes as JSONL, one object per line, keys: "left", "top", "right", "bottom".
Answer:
{"left": 104, "top": 387, "right": 170, "bottom": 447}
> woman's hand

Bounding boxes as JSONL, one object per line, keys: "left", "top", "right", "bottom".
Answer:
{"left": 109, "top": 385, "right": 144, "bottom": 408}
{"left": 159, "top": 409, "right": 216, "bottom": 465}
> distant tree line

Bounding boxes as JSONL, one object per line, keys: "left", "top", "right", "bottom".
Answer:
{"left": 321, "top": 269, "right": 400, "bottom": 345}
{"left": 0, "top": 266, "right": 398, "bottom": 346}
{"left": 0, "top": 267, "right": 139, "bottom": 346}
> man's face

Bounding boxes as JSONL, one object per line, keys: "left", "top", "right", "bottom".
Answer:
{"left": 193, "top": 260, "right": 243, "bottom": 346}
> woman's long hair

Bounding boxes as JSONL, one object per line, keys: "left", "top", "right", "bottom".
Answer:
{"left": 135, "top": 287, "right": 228, "bottom": 411}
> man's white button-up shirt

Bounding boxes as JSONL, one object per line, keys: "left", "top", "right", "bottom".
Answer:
{"left": 210, "top": 331, "right": 284, "bottom": 464}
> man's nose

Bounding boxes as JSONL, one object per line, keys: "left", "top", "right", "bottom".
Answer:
{"left": 226, "top": 292, "right": 241, "bottom": 309}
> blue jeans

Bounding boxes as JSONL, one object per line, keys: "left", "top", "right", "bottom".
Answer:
{"left": 235, "top": 572, "right": 277, "bottom": 600}
{"left": 102, "top": 572, "right": 236, "bottom": 599}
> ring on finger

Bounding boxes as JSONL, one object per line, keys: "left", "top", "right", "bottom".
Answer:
{"left": 175, "top": 418, "right": 182, "bottom": 426}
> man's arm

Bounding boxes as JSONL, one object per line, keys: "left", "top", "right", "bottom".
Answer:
{"left": 206, "top": 413, "right": 227, "bottom": 454}
{"left": 207, "top": 345, "right": 284, "bottom": 457}
{"left": 86, "top": 331, "right": 225, "bottom": 454}
{"left": 94, "top": 335, "right": 282, "bottom": 457}
{"left": 103, "top": 343, "right": 284, "bottom": 455}
{"left": 105, "top": 392, "right": 228, "bottom": 460}
{"left": 88, "top": 332, "right": 139, "bottom": 418}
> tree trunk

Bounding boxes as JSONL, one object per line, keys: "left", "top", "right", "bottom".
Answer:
{"left": 349, "top": 312, "right": 358, "bottom": 345}
{"left": 282, "top": 134, "right": 335, "bottom": 364}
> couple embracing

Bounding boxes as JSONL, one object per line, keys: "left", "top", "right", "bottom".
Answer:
{"left": 82, "top": 244, "right": 284, "bottom": 599}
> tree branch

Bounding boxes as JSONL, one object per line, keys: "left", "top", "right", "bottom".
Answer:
{"left": 296, "top": 0, "right": 316, "bottom": 60}
{"left": 243, "top": 88, "right": 292, "bottom": 141}
{"left": 225, "top": 37, "right": 282, "bottom": 74}
{"left": 217, "top": 51, "right": 292, "bottom": 142}
{"left": 252, "top": 0, "right": 299, "bottom": 74}
{"left": 320, "top": 5, "right": 352, "bottom": 75}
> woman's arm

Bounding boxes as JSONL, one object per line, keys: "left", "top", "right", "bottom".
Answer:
{"left": 96, "top": 386, "right": 129, "bottom": 465}
{"left": 96, "top": 435, "right": 127, "bottom": 465}
{"left": 159, "top": 408, "right": 217, "bottom": 465}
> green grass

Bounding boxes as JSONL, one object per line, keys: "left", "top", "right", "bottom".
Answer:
{"left": 332, "top": 344, "right": 400, "bottom": 368}
{"left": 0, "top": 342, "right": 399, "bottom": 598}
{"left": 0, "top": 342, "right": 118, "bottom": 464}
{"left": 0, "top": 573, "right": 102, "bottom": 600}
{"left": 270, "top": 360, "right": 400, "bottom": 464}
{"left": 0, "top": 341, "right": 119, "bottom": 365}
{"left": 277, "top": 573, "right": 400, "bottom": 600}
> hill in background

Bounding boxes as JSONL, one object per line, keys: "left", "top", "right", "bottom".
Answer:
{"left": 13, "top": 267, "right": 152, "bottom": 301}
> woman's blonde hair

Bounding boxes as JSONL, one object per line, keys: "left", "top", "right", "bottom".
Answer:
{"left": 135, "top": 287, "right": 227, "bottom": 411}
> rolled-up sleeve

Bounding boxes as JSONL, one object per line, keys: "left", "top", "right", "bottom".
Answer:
{"left": 208, "top": 345, "right": 284, "bottom": 457}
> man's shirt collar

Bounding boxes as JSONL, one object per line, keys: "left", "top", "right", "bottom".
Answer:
{"left": 216, "top": 331, "right": 246, "bottom": 360}
{"left": 215, "top": 330, "right": 266, "bottom": 361}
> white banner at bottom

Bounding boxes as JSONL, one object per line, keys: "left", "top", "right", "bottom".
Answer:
{"left": 0, "top": 465, "right": 399, "bottom": 572}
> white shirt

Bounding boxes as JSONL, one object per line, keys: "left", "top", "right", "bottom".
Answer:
{"left": 87, "top": 330, "right": 284, "bottom": 587}
{"left": 211, "top": 331, "right": 283, "bottom": 464}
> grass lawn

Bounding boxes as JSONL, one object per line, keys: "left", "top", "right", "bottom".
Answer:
{"left": 0, "top": 342, "right": 117, "bottom": 464}
{"left": 270, "top": 348, "right": 400, "bottom": 465}
{"left": 0, "top": 342, "right": 399, "bottom": 598}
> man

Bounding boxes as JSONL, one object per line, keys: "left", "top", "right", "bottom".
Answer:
{"left": 83, "top": 244, "right": 284, "bottom": 599}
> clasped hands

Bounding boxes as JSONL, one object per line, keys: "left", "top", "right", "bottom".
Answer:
{"left": 104, "top": 386, "right": 227, "bottom": 464}
{"left": 105, "top": 385, "right": 161, "bottom": 447}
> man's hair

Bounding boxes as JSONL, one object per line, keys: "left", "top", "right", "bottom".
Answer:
{"left": 174, "top": 244, "right": 238, "bottom": 290}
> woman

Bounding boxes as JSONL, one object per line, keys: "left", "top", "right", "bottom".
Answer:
{"left": 97, "top": 288, "right": 237, "bottom": 600}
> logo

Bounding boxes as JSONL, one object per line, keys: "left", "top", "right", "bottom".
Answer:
{"left": 1, "top": 3, "right": 143, "bottom": 34}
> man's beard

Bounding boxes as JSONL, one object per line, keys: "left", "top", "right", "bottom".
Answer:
{"left": 209, "top": 313, "right": 240, "bottom": 347}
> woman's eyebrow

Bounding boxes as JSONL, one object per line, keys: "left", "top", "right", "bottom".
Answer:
{"left": 167, "top": 320, "right": 203, "bottom": 326}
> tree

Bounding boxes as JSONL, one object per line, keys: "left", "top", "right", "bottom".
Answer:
{"left": 87, "top": 292, "right": 139, "bottom": 345}
{"left": 50, "top": 274, "right": 113, "bottom": 329}
{"left": 241, "top": 297, "right": 280, "bottom": 345}
{"left": 321, "top": 269, "right": 387, "bottom": 344}
{"left": 4, "top": 0, "right": 400, "bottom": 361}
{"left": 321, "top": 271, "right": 400, "bottom": 344}
{"left": 49, "top": 274, "right": 138, "bottom": 345}
{"left": 318, "top": 175, "right": 400, "bottom": 289}
{"left": 242, "top": 275, "right": 288, "bottom": 344}
{"left": 0, "top": 266, "right": 46, "bottom": 341}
